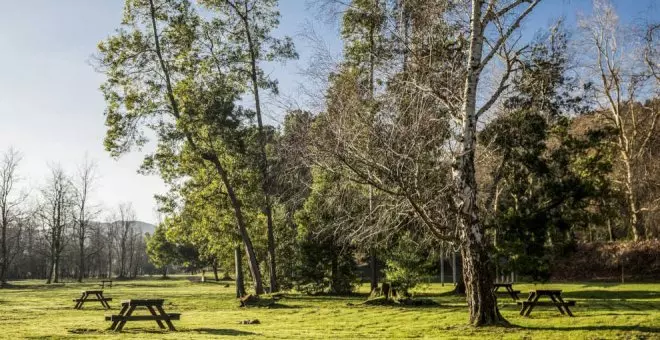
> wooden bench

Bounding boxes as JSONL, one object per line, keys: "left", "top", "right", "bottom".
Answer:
{"left": 492, "top": 283, "right": 520, "bottom": 301}
{"left": 73, "top": 290, "right": 112, "bottom": 310}
{"left": 100, "top": 280, "right": 113, "bottom": 289}
{"left": 519, "top": 290, "right": 576, "bottom": 317}
{"left": 107, "top": 299, "right": 180, "bottom": 331}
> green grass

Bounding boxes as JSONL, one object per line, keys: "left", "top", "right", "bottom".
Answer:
{"left": 0, "top": 277, "right": 658, "bottom": 339}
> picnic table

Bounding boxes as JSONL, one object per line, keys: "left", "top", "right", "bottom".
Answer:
{"left": 73, "top": 290, "right": 112, "bottom": 310}
{"left": 492, "top": 283, "right": 520, "bottom": 301}
{"left": 518, "top": 289, "right": 575, "bottom": 317}
{"left": 100, "top": 280, "right": 113, "bottom": 289}
{"left": 106, "top": 299, "right": 180, "bottom": 331}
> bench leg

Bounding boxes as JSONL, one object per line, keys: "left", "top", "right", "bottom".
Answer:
{"left": 549, "top": 295, "right": 566, "bottom": 315}
{"left": 110, "top": 304, "right": 129, "bottom": 331}
{"left": 75, "top": 293, "right": 88, "bottom": 310}
{"left": 520, "top": 292, "right": 535, "bottom": 315}
{"left": 524, "top": 295, "right": 541, "bottom": 317}
{"left": 147, "top": 306, "right": 166, "bottom": 329}
{"left": 115, "top": 305, "right": 136, "bottom": 332}
{"left": 95, "top": 293, "right": 110, "bottom": 310}
{"left": 557, "top": 296, "right": 574, "bottom": 317}
{"left": 156, "top": 305, "right": 177, "bottom": 331}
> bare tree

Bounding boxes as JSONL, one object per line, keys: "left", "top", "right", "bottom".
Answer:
{"left": 0, "top": 148, "right": 26, "bottom": 285}
{"left": 40, "top": 165, "right": 74, "bottom": 284}
{"left": 73, "top": 156, "right": 99, "bottom": 282}
{"left": 579, "top": 0, "right": 660, "bottom": 241}
{"left": 115, "top": 203, "right": 136, "bottom": 278}
{"left": 313, "top": 0, "right": 540, "bottom": 326}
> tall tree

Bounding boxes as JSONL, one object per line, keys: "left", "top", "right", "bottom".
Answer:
{"left": 96, "top": 0, "right": 264, "bottom": 293}
{"left": 199, "top": 0, "right": 297, "bottom": 292}
{"left": 0, "top": 148, "right": 24, "bottom": 286}
{"left": 579, "top": 0, "right": 660, "bottom": 241}
{"left": 40, "top": 165, "right": 73, "bottom": 284}
{"left": 73, "top": 156, "right": 99, "bottom": 282}
{"left": 114, "top": 203, "right": 136, "bottom": 278}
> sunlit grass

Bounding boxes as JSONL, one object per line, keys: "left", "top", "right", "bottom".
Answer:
{"left": 0, "top": 277, "right": 657, "bottom": 339}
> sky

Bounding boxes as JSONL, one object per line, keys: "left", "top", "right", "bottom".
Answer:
{"left": 0, "top": 0, "right": 657, "bottom": 224}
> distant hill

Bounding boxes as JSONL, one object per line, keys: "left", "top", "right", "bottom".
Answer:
{"left": 91, "top": 220, "right": 157, "bottom": 236}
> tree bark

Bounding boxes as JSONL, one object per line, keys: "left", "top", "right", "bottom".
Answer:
{"left": 450, "top": 0, "right": 506, "bottom": 326}
{"left": 369, "top": 251, "right": 378, "bottom": 293}
{"left": 212, "top": 259, "right": 219, "bottom": 281}
{"left": 78, "top": 235, "right": 84, "bottom": 283}
{"left": 330, "top": 254, "right": 339, "bottom": 294}
{"left": 235, "top": 245, "right": 246, "bottom": 298}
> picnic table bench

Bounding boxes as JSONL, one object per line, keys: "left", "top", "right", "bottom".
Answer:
{"left": 100, "top": 280, "right": 113, "bottom": 289}
{"left": 106, "top": 299, "right": 180, "bottom": 331}
{"left": 492, "top": 283, "right": 520, "bottom": 301}
{"left": 517, "top": 289, "right": 575, "bottom": 317}
{"left": 73, "top": 290, "right": 112, "bottom": 310}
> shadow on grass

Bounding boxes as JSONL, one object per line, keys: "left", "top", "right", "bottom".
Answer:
{"left": 192, "top": 328, "right": 258, "bottom": 336}
{"left": 562, "top": 290, "right": 660, "bottom": 300}
{"left": 265, "top": 303, "right": 302, "bottom": 309}
{"left": 518, "top": 325, "right": 660, "bottom": 333}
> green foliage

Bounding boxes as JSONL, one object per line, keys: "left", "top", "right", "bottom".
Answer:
{"left": 146, "top": 224, "right": 178, "bottom": 271}
{"left": 293, "top": 237, "right": 358, "bottom": 295}
{"left": 480, "top": 26, "right": 613, "bottom": 281}
{"left": 381, "top": 231, "right": 441, "bottom": 296}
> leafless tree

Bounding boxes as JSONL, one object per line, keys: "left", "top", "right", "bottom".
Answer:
{"left": 114, "top": 203, "right": 136, "bottom": 278}
{"left": 0, "top": 148, "right": 26, "bottom": 285}
{"left": 311, "top": 0, "right": 541, "bottom": 326}
{"left": 40, "top": 165, "right": 74, "bottom": 284}
{"left": 579, "top": 0, "right": 660, "bottom": 241}
{"left": 72, "top": 156, "right": 100, "bottom": 282}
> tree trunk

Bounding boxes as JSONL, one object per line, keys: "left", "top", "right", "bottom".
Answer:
{"left": 244, "top": 17, "right": 277, "bottom": 294}
{"left": 450, "top": 0, "right": 505, "bottom": 326}
{"left": 53, "top": 255, "right": 60, "bottom": 283}
{"left": 440, "top": 251, "right": 445, "bottom": 287}
{"left": 212, "top": 259, "right": 219, "bottom": 281}
{"left": 235, "top": 245, "right": 246, "bottom": 298}
{"left": 330, "top": 255, "right": 339, "bottom": 294}
{"left": 78, "top": 237, "right": 84, "bottom": 283}
{"left": 0, "top": 216, "right": 6, "bottom": 285}
{"left": 369, "top": 251, "right": 378, "bottom": 293}
{"left": 46, "top": 254, "right": 54, "bottom": 284}
{"left": 214, "top": 162, "right": 263, "bottom": 295}
{"left": 452, "top": 251, "right": 457, "bottom": 285}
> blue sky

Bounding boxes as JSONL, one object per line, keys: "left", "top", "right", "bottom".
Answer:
{"left": 0, "top": 0, "right": 657, "bottom": 223}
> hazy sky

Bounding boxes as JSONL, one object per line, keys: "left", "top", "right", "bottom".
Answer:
{"left": 0, "top": 0, "right": 656, "bottom": 223}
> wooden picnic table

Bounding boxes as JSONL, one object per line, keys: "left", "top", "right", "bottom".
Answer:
{"left": 73, "top": 290, "right": 112, "bottom": 310}
{"left": 518, "top": 289, "right": 575, "bottom": 317}
{"left": 100, "top": 280, "right": 113, "bottom": 289}
{"left": 106, "top": 299, "right": 180, "bottom": 331}
{"left": 492, "top": 283, "right": 520, "bottom": 301}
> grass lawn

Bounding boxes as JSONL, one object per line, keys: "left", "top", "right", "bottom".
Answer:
{"left": 0, "top": 277, "right": 658, "bottom": 339}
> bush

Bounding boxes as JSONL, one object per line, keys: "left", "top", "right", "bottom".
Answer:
{"left": 550, "top": 240, "right": 660, "bottom": 281}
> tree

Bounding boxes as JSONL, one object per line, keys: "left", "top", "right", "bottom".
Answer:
{"left": 0, "top": 148, "right": 25, "bottom": 286}
{"left": 579, "top": 0, "right": 660, "bottom": 241}
{"left": 40, "top": 165, "right": 74, "bottom": 284}
{"left": 96, "top": 0, "right": 264, "bottom": 293}
{"left": 146, "top": 224, "right": 178, "bottom": 278}
{"left": 312, "top": 0, "right": 542, "bottom": 325}
{"left": 72, "top": 156, "right": 99, "bottom": 282}
{"left": 114, "top": 203, "right": 136, "bottom": 278}
{"left": 199, "top": 0, "right": 298, "bottom": 293}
